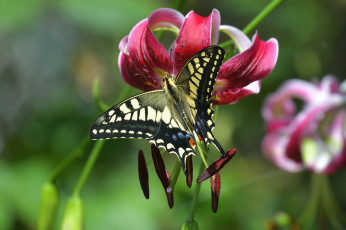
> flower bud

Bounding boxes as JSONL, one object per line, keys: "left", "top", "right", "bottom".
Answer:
{"left": 181, "top": 220, "right": 199, "bottom": 230}
{"left": 37, "top": 182, "right": 59, "bottom": 230}
{"left": 60, "top": 196, "right": 83, "bottom": 230}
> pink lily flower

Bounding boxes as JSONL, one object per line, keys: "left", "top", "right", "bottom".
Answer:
{"left": 118, "top": 8, "right": 278, "bottom": 105}
{"left": 262, "top": 75, "right": 346, "bottom": 173}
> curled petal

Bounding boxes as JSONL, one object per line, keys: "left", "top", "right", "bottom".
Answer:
{"left": 318, "top": 75, "right": 340, "bottom": 94}
{"left": 119, "top": 36, "right": 129, "bottom": 54}
{"left": 138, "top": 150, "right": 149, "bottom": 199}
{"left": 118, "top": 53, "right": 158, "bottom": 91}
{"left": 211, "top": 172, "right": 221, "bottom": 213}
{"left": 219, "top": 25, "right": 251, "bottom": 52}
{"left": 148, "top": 8, "right": 184, "bottom": 32}
{"left": 151, "top": 144, "right": 170, "bottom": 189}
{"left": 217, "top": 34, "right": 278, "bottom": 88}
{"left": 303, "top": 110, "right": 346, "bottom": 173}
{"left": 197, "top": 148, "right": 237, "bottom": 183}
{"left": 285, "top": 98, "right": 344, "bottom": 162}
{"left": 212, "top": 81, "right": 260, "bottom": 105}
{"left": 262, "top": 131, "right": 304, "bottom": 172}
{"left": 213, "top": 34, "right": 278, "bottom": 104}
{"left": 262, "top": 79, "right": 320, "bottom": 124}
{"left": 173, "top": 9, "right": 220, "bottom": 74}
{"left": 127, "top": 19, "right": 173, "bottom": 87}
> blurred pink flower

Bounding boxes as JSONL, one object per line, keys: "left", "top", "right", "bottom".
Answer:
{"left": 118, "top": 8, "right": 278, "bottom": 105}
{"left": 262, "top": 75, "right": 346, "bottom": 173}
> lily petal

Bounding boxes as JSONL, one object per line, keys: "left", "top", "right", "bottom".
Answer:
{"left": 322, "top": 111, "right": 346, "bottom": 173}
{"left": 262, "top": 131, "right": 304, "bottom": 172}
{"left": 173, "top": 9, "right": 220, "bottom": 74}
{"left": 213, "top": 34, "right": 278, "bottom": 105}
{"left": 118, "top": 52, "right": 159, "bottom": 91}
{"left": 119, "top": 36, "right": 129, "bottom": 54}
{"left": 285, "top": 97, "right": 344, "bottom": 162}
{"left": 219, "top": 25, "right": 251, "bottom": 52}
{"left": 212, "top": 81, "right": 261, "bottom": 105}
{"left": 127, "top": 19, "right": 173, "bottom": 87}
{"left": 148, "top": 8, "right": 184, "bottom": 32}
{"left": 262, "top": 79, "right": 319, "bottom": 124}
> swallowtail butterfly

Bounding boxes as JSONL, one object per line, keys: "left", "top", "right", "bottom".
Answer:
{"left": 90, "top": 46, "right": 226, "bottom": 171}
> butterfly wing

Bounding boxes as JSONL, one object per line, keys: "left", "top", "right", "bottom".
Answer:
{"left": 175, "top": 46, "right": 226, "bottom": 154}
{"left": 90, "top": 90, "right": 166, "bottom": 140}
{"left": 147, "top": 106, "right": 196, "bottom": 171}
{"left": 175, "top": 46, "right": 225, "bottom": 105}
{"left": 90, "top": 89, "right": 196, "bottom": 170}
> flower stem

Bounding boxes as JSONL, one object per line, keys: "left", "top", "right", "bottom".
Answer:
{"left": 72, "top": 140, "right": 105, "bottom": 197}
{"left": 242, "top": 0, "right": 283, "bottom": 35}
{"left": 93, "top": 77, "right": 132, "bottom": 112}
{"left": 93, "top": 77, "right": 109, "bottom": 112}
{"left": 48, "top": 136, "right": 90, "bottom": 183}
{"left": 301, "top": 173, "right": 346, "bottom": 229}
{"left": 219, "top": 0, "right": 282, "bottom": 48}
{"left": 187, "top": 161, "right": 205, "bottom": 222}
{"left": 320, "top": 174, "right": 346, "bottom": 230}
{"left": 300, "top": 173, "right": 322, "bottom": 228}
{"left": 71, "top": 82, "right": 133, "bottom": 197}
{"left": 170, "top": 159, "right": 182, "bottom": 189}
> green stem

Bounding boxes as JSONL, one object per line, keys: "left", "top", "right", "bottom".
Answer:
{"left": 48, "top": 136, "right": 90, "bottom": 183}
{"left": 169, "top": 159, "right": 182, "bottom": 189}
{"left": 187, "top": 161, "right": 205, "bottom": 222}
{"left": 301, "top": 173, "right": 346, "bottom": 229}
{"left": 219, "top": 0, "right": 283, "bottom": 48}
{"left": 93, "top": 77, "right": 109, "bottom": 112}
{"left": 242, "top": 0, "right": 283, "bottom": 35}
{"left": 300, "top": 173, "right": 322, "bottom": 228}
{"left": 93, "top": 78, "right": 132, "bottom": 112}
{"left": 72, "top": 83, "right": 133, "bottom": 196}
{"left": 193, "top": 132, "right": 209, "bottom": 168}
{"left": 320, "top": 174, "right": 346, "bottom": 230}
{"left": 72, "top": 140, "right": 105, "bottom": 196}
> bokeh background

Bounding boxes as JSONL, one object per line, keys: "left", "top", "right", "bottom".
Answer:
{"left": 0, "top": 0, "right": 345, "bottom": 229}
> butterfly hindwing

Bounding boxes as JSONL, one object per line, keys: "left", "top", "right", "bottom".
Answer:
{"left": 90, "top": 90, "right": 166, "bottom": 140}
{"left": 149, "top": 120, "right": 195, "bottom": 169}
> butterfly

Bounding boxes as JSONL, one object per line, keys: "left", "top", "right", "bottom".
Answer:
{"left": 90, "top": 46, "right": 226, "bottom": 171}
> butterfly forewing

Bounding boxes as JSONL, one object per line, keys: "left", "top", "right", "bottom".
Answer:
{"left": 174, "top": 46, "right": 225, "bottom": 154}
{"left": 175, "top": 46, "right": 225, "bottom": 106}
{"left": 90, "top": 90, "right": 166, "bottom": 140}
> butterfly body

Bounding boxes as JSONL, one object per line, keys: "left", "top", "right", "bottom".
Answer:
{"left": 163, "top": 76, "right": 195, "bottom": 132}
{"left": 90, "top": 46, "right": 225, "bottom": 170}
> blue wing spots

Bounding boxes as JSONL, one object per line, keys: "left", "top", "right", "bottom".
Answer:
{"left": 172, "top": 134, "right": 178, "bottom": 141}
{"left": 177, "top": 132, "right": 185, "bottom": 139}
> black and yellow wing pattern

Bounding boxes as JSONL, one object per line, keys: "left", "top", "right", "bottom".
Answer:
{"left": 90, "top": 46, "right": 225, "bottom": 170}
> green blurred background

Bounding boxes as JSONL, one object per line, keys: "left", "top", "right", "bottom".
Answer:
{"left": 0, "top": 0, "right": 345, "bottom": 229}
